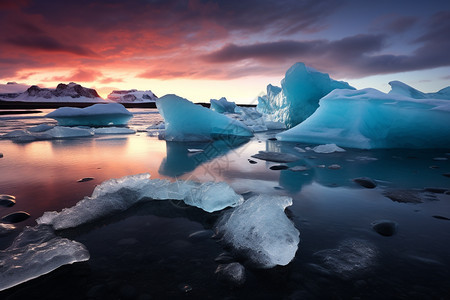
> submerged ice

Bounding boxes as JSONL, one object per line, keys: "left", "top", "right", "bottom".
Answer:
{"left": 277, "top": 88, "right": 450, "bottom": 149}
{"left": 0, "top": 225, "right": 89, "bottom": 291}
{"left": 46, "top": 103, "right": 133, "bottom": 126}
{"left": 37, "top": 173, "right": 244, "bottom": 229}
{"left": 156, "top": 94, "right": 253, "bottom": 141}
{"left": 216, "top": 195, "right": 299, "bottom": 268}
{"left": 257, "top": 62, "right": 354, "bottom": 128}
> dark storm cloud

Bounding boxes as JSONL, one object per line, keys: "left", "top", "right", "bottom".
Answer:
{"left": 203, "top": 11, "right": 450, "bottom": 78}
{"left": 6, "top": 35, "right": 97, "bottom": 57}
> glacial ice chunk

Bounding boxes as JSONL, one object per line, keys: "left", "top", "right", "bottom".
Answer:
{"left": 388, "top": 81, "right": 450, "bottom": 99}
{"left": 277, "top": 88, "right": 450, "bottom": 149}
{"left": 1, "top": 126, "right": 93, "bottom": 142}
{"left": 210, "top": 97, "right": 236, "bottom": 113}
{"left": 37, "top": 173, "right": 244, "bottom": 229}
{"left": 257, "top": 62, "right": 354, "bottom": 127}
{"left": 216, "top": 195, "right": 299, "bottom": 268}
{"left": 156, "top": 94, "right": 253, "bottom": 141}
{"left": 312, "top": 144, "right": 346, "bottom": 153}
{"left": 0, "top": 225, "right": 89, "bottom": 291}
{"left": 46, "top": 103, "right": 133, "bottom": 126}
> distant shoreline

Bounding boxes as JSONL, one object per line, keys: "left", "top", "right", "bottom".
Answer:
{"left": 0, "top": 100, "right": 256, "bottom": 109}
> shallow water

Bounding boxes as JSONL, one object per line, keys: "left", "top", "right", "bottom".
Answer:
{"left": 1, "top": 109, "right": 449, "bottom": 299}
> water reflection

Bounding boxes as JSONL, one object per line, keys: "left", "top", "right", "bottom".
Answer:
{"left": 159, "top": 137, "right": 250, "bottom": 177}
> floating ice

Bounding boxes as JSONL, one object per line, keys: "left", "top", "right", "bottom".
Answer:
{"left": 1, "top": 126, "right": 93, "bottom": 142}
{"left": 0, "top": 225, "right": 89, "bottom": 291}
{"left": 93, "top": 127, "right": 136, "bottom": 135}
{"left": 251, "top": 151, "right": 300, "bottom": 163}
{"left": 389, "top": 81, "right": 450, "bottom": 99}
{"left": 257, "top": 62, "right": 354, "bottom": 127}
{"left": 156, "top": 94, "right": 253, "bottom": 141}
{"left": 28, "top": 124, "right": 54, "bottom": 132}
{"left": 210, "top": 97, "right": 236, "bottom": 113}
{"left": 46, "top": 103, "right": 133, "bottom": 126}
{"left": 277, "top": 88, "right": 450, "bottom": 149}
{"left": 312, "top": 144, "right": 346, "bottom": 153}
{"left": 216, "top": 195, "right": 299, "bottom": 268}
{"left": 37, "top": 173, "right": 243, "bottom": 229}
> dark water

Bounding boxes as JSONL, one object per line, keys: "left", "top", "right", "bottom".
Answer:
{"left": 1, "top": 109, "right": 450, "bottom": 299}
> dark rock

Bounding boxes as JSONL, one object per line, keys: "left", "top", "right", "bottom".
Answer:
{"left": 432, "top": 215, "right": 450, "bottom": 221}
{"left": 443, "top": 173, "right": 450, "bottom": 178}
{"left": 1, "top": 211, "right": 31, "bottom": 223}
{"left": 424, "top": 187, "right": 449, "bottom": 194}
{"left": 214, "top": 252, "right": 235, "bottom": 264}
{"left": 383, "top": 189, "right": 423, "bottom": 203}
{"left": 0, "top": 153, "right": 3, "bottom": 158}
{"left": 215, "top": 262, "right": 246, "bottom": 286}
{"left": 353, "top": 177, "right": 377, "bottom": 189}
{"left": 267, "top": 137, "right": 277, "bottom": 141}
{"left": 0, "top": 195, "right": 16, "bottom": 207}
{"left": 248, "top": 159, "right": 257, "bottom": 164}
{"left": 371, "top": 220, "right": 398, "bottom": 236}
{"left": 78, "top": 177, "right": 94, "bottom": 182}
{"left": 269, "top": 165, "right": 289, "bottom": 170}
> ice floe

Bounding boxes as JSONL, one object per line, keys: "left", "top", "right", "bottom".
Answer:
{"left": 0, "top": 225, "right": 89, "bottom": 291}
{"left": 277, "top": 88, "right": 450, "bottom": 149}
{"left": 215, "top": 195, "right": 299, "bottom": 268}
{"left": 210, "top": 97, "right": 237, "bottom": 113}
{"left": 46, "top": 103, "right": 133, "bottom": 126}
{"left": 37, "top": 173, "right": 244, "bottom": 229}
{"left": 156, "top": 94, "right": 253, "bottom": 141}
{"left": 312, "top": 144, "right": 346, "bottom": 153}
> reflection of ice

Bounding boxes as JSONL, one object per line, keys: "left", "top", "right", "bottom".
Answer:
{"left": 0, "top": 225, "right": 89, "bottom": 291}
{"left": 159, "top": 137, "right": 249, "bottom": 177}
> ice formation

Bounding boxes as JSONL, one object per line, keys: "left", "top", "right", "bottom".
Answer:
{"left": 0, "top": 225, "right": 89, "bottom": 291}
{"left": 257, "top": 62, "right": 354, "bottom": 127}
{"left": 388, "top": 81, "right": 450, "bottom": 99}
{"left": 215, "top": 195, "right": 299, "bottom": 268}
{"left": 2, "top": 126, "right": 94, "bottom": 142}
{"left": 277, "top": 88, "right": 450, "bottom": 149}
{"left": 37, "top": 173, "right": 243, "bottom": 229}
{"left": 312, "top": 144, "right": 346, "bottom": 153}
{"left": 107, "top": 89, "right": 157, "bottom": 103}
{"left": 210, "top": 97, "right": 237, "bottom": 113}
{"left": 46, "top": 103, "right": 133, "bottom": 126}
{"left": 156, "top": 94, "right": 253, "bottom": 141}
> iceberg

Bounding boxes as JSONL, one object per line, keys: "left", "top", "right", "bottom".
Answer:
{"left": 215, "top": 195, "right": 299, "bottom": 268}
{"left": 277, "top": 88, "right": 450, "bottom": 149}
{"left": 46, "top": 103, "right": 133, "bottom": 126}
{"left": 156, "top": 94, "right": 253, "bottom": 141}
{"left": 37, "top": 173, "right": 244, "bottom": 229}
{"left": 257, "top": 62, "right": 354, "bottom": 128}
{"left": 0, "top": 225, "right": 89, "bottom": 291}
{"left": 388, "top": 81, "right": 450, "bottom": 99}
{"left": 210, "top": 97, "right": 236, "bottom": 113}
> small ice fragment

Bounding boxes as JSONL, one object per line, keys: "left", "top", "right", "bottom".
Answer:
{"left": 312, "top": 144, "right": 346, "bottom": 154}
{"left": 327, "top": 164, "right": 341, "bottom": 169}
{"left": 0, "top": 225, "right": 89, "bottom": 291}
{"left": 215, "top": 262, "right": 246, "bottom": 286}
{"left": 289, "top": 165, "right": 310, "bottom": 172}
{"left": 294, "top": 147, "right": 306, "bottom": 153}
{"left": 93, "top": 127, "right": 135, "bottom": 135}
{"left": 251, "top": 151, "right": 299, "bottom": 163}
{"left": 216, "top": 195, "right": 299, "bottom": 268}
{"left": 187, "top": 148, "right": 204, "bottom": 153}
{"left": 433, "top": 157, "right": 448, "bottom": 161}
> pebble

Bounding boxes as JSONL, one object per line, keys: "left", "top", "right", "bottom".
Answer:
{"left": 328, "top": 164, "right": 341, "bottom": 170}
{"left": 269, "top": 165, "right": 289, "bottom": 170}
{"left": 353, "top": 177, "right": 377, "bottom": 189}
{"left": 215, "top": 262, "right": 246, "bottom": 286}
{"left": 1, "top": 211, "right": 31, "bottom": 223}
{"left": 77, "top": 177, "right": 94, "bottom": 182}
{"left": 371, "top": 220, "right": 398, "bottom": 236}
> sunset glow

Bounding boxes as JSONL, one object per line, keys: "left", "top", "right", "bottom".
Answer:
{"left": 1, "top": 0, "right": 449, "bottom": 103}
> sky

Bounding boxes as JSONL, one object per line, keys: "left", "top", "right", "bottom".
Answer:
{"left": 0, "top": 0, "right": 449, "bottom": 103}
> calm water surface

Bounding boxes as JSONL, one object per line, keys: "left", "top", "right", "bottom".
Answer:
{"left": 0, "top": 109, "right": 449, "bottom": 299}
